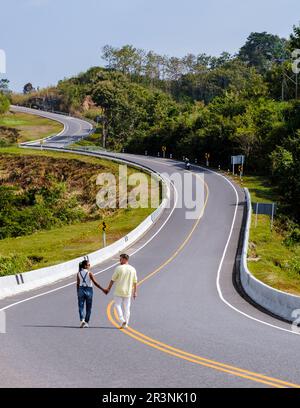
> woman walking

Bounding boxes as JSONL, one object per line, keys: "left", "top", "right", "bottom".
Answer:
{"left": 77, "top": 259, "right": 106, "bottom": 328}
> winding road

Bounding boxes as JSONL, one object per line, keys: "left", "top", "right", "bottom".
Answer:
{"left": 0, "top": 107, "right": 299, "bottom": 388}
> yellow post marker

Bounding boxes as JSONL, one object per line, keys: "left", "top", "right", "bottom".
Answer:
{"left": 101, "top": 221, "right": 107, "bottom": 247}
{"left": 238, "top": 165, "right": 243, "bottom": 180}
{"left": 162, "top": 146, "right": 167, "bottom": 159}
{"left": 205, "top": 153, "right": 210, "bottom": 167}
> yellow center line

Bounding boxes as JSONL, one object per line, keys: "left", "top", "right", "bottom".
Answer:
{"left": 108, "top": 304, "right": 289, "bottom": 388}
{"left": 106, "top": 172, "right": 300, "bottom": 388}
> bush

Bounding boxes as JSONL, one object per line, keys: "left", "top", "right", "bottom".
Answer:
{"left": 0, "top": 93, "right": 10, "bottom": 115}
{"left": 288, "top": 257, "right": 300, "bottom": 274}
{"left": 0, "top": 126, "right": 20, "bottom": 146}
{"left": 0, "top": 255, "right": 32, "bottom": 276}
{"left": 0, "top": 254, "right": 44, "bottom": 276}
{"left": 284, "top": 228, "right": 300, "bottom": 247}
{"left": 0, "top": 182, "right": 86, "bottom": 239}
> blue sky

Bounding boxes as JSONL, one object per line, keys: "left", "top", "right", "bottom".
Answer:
{"left": 1, "top": 0, "right": 299, "bottom": 91}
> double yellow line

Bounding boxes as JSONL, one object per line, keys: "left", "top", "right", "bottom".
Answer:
{"left": 106, "top": 172, "right": 300, "bottom": 388}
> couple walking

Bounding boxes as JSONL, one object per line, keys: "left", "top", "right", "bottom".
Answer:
{"left": 77, "top": 254, "right": 137, "bottom": 329}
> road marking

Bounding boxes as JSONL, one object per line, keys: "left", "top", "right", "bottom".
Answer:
{"left": 196, "top": 166, "right": 300, "bottom": 337}
{"left": 138, "top": 174, "right": 208, "bottom": 286}
{"left": 106, "top": 171, "right": 300, "bottom": 388}
{"left": 108, "top": 306, "right": 298, "bottom": 388}
{"left": 1, "top": 139, "right": 297, "bottom": 384}
{"left": 0, "top": 175, "right": 178, "bottom": 312}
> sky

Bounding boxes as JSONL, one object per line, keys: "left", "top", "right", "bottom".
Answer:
{"left": 0, "top": 0, "right": 299, "bottom": 92}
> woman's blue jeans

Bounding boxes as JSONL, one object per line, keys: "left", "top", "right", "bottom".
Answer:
{"left": 78, "top": 287, "right": 93, "bottom": 323}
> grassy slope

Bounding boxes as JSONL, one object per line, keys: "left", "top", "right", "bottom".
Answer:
{"left": 231, "top": 174, "right": 300, "bottom": 295}
{"left": 0, "top": 111, "right": 63, "bottom": 142}
{"left": 0, "top": 147, "right": 156, "bottom": 273}
{"left": 0, "top": 209, "right": 152, "bottom": 270}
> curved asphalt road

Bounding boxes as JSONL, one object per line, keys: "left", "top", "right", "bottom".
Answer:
{"left": 0, "top": 107, "right": 300, "bottom": 388}
{"left": 12, "top": 105, "right": 93, "bottom": 147}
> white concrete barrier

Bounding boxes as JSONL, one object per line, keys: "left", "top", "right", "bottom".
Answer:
{"left": 240, "top": 188, "right": 300, "bottom": 322}
{"left": 0, "top": 153, "right": 170, "bottom": 300}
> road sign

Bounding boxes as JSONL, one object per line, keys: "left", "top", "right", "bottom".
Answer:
{"left": 252, "top": 202, "right": 277, "bottom": 230}
{"left": 231, "top": 155, "right": 245, "bottom": 165}
{"left": 162, "top": 146, "right": 167, "bottom": 152}
{"left": 231, "top": 155, "right": 245, "bottom": 175}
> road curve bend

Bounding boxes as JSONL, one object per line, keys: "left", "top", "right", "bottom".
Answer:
{"left": 12, "top": 105, "right": 93, "bottom": 148}
{"left": 0, "top": 108, "right": 299, "bottom": 388}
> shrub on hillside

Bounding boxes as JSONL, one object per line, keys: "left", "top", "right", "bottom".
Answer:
{"left": 0, "top": 255, "right": 32, "bottom": 276}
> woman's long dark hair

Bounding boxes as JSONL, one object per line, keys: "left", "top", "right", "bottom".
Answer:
{"left": 81, "top": 260, "right": 89, "bottom": 270}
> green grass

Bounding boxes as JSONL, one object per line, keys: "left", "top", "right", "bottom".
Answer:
{"left": 0, "top": 208, "right": 153, "bottom": 271}
{"left": 230, "top": 174, "right": 300, "bottom": 295}
{"left": 0, "top": 111, "right": 63, "bottom": 142}
{"left": 229, "top": 174, "right": 277, "bottom": 203}
{"left": 249, "top": 215, "right": 300, "bottom": 295}
{"left": 70, "top": 127, "right": 103, "bottom": 148}
{"left": 0, "top": 147, "right": 158, "bottom": 274}
{"left": 0, "top": 146, "right": 118, "bottom": 170}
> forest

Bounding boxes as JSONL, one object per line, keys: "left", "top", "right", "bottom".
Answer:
{"left": 2, "top": 25, "right": 300, "bottom": 226}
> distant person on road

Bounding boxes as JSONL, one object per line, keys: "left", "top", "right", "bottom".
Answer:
{"left": 77, "top": 259, "right": 106, "bottom": 328}
{"left": 105, "top": 254, "right": 137, "bottom": 329}
{"left": 184, "top": 157, "right": 191, "bottom": 170}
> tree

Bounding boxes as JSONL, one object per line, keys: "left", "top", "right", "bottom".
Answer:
{"left": 182, "top": 53, "right": 197, "bottom": 74}
{"left": 166, "top": 57, "right": 184, "bottom": 81}
{"left": 174, "top": 59, "right": 267, "bottom": 103}
{"left": 269, "top": 142, "right": 300, "bottom": 220}
{"left": 239, "top": 32, "right": 289, "bottom": 73}
{"left": 143, "top": 51, "right": 161, "bottom": 84}
{"left": 101, "top": 45, "right": 144, "bottom": 76}
{"left": 23, "top": 83, "right": 34, "bottom": 94}
{"left": 209, "top": 52, "right": 232, "bottom": 69}
{"left": 0, "top": 79, "right": 10, "bottom": 93}
{"left": 289, "top": 24, "right": 300, "bottom": 51}
{"left": 0, "top": 93, "right": 10, "bottom": 114}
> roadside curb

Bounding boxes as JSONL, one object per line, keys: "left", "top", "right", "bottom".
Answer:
{"left": 240, "top": 188, "right": 300, "bottom": 323}
{"left": 0, "top": 149, "right": 170, "bottom": 301}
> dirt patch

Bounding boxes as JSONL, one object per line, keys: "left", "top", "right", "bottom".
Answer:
{"left": 0, "top": 154, "right": 110, "bottom": 214}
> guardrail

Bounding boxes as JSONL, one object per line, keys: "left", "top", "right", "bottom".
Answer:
{"left": 0, "top": 149, "right": 171, "bottom": 300}
{"left": 240, "top": 188, "right": 300, "bottom": 322}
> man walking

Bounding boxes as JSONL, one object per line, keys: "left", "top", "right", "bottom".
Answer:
{"left": 106, "top": 254, "right": 137, "bottom": 329}
{"left": 77, "top": 259, "right": 106, "bottom": 328}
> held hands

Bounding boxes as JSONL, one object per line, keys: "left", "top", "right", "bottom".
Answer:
{"left": 101, "top": 287, "right": 109, "bottom": 295}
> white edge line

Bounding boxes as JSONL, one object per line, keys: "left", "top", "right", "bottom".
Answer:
{"left": 3, "top": 154, "right": 296, "bottom": 337}
{"left": 0, "top": 179, "right": 178, "bottom": 312}
{"left": 200, "top": 166, "right": 300, "bottom": 337}
{"left": 12, "top": 106, "right": 67, "bottom": 144}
